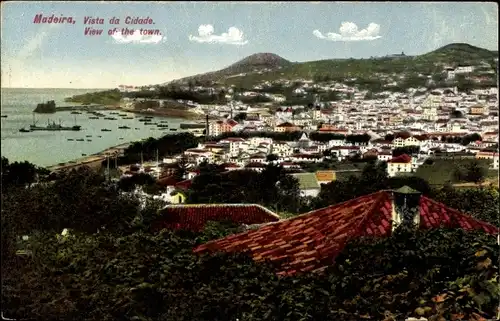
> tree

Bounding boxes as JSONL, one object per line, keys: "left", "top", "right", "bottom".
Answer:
{"left": 465, "top": 161, "right": 486, "bottom": 183}
{"left": 233, "top": 112, "right": 247, "bottom": 122}
{"left": 393, "top": 146, "right": 420, "bottom": 157}
{"left": 1, "top": 157, "right": 48, "bottom": 191}
{"left": 172, "top": 155, "right": 189, "bottom": 181}
{"left": 266, "top": 154, "right": 279, "bottom": 162}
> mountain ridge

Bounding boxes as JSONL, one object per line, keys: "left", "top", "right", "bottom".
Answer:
{"left": 166, "top": 43, "right": 497, "bottom": 86}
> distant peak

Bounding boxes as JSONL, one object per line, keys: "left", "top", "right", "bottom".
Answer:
{"left": 228, "top": 53, "right": 292, "bottom": 69}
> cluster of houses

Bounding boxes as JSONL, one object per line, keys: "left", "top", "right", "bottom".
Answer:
{"left": 118, "top": 59, "right": 498, "bottom": 204}
{"left": 201, "top": 85, "right": 498, "bottom": 135}
{"left": 122, "top": 129, "right": 498, "bottom": 204}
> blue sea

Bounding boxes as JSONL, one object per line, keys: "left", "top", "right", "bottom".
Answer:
{"left": 0, "top": 88, "right": 184, "bottom": 167}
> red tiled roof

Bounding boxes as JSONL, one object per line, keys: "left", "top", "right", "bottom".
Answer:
{"left": 388, "top": 154, "right": 412, "bottom": 163}
{"left": 194, "top": 191, "right": 498, "bottom": 276}
{"left": 151, "top": 204, "right": 280, "bottom": 232}
{"left": 419, "top": 196, "right": 498, "bottom": 234}
{"left": 220, "top": 162, "right": 241, "bottom": 168}
{"left": 276, "top": 122, "right": 295, "bottom": 127}
{"left": 156, "top": 175, "right": 181, "bottom": 187}
{"left": 220, "top": 137, "right": 246, "bottom": 142}
{"left": 174, "top": 179, "right": 192, "bottom": 190}
{"left": 245, "top": 162, "right": 266, "bottom": 168}
{"left": 194, "top": 191, "right": 393, "bottom": 275}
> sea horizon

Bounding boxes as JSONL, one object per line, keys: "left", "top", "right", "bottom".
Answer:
{"left": 1, "top": 87, "right": 113, "bottom": 90}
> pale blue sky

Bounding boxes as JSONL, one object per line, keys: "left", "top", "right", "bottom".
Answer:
{"left": 1, "top": 1, "right": 498, "bottom": 88}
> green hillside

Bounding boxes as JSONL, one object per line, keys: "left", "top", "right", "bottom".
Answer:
{"left": 190, "top": 43, "right": 497, "bottom": 87}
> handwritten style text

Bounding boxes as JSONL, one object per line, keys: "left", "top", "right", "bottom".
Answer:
{"left": 33, "top": 14, "right": 75, "bottom": 24}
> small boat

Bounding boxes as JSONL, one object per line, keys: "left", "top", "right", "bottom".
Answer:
{"left": 1, "top": 115, "right": 7, "bottom": 118}
{"left": 160, "top": 120, "right": 168, "bottom": 123}
{"left": 138, "top": 118, "right": 149, "bottom": 122}
{"left": 135, "top": 128, "right": 140, "bottom": 130}
{"left": 101, "top": 129, "right": 112, "bottom": 132}
{"left": 82, "top": 153, "right": 87, "bottom": 156}
{"left": 109, "top": 112, "right": 119, "bottom": 115}
{"left": 76, "top": 138, "right": 84, "bottom": 142}
{"left": 70, "top": 111, "right": 81, "bottom": 114}
{"left": 86, "top": 135, "right": 92, "bottom": 137}
{"left": 87, "top": 139, "right": 92, "bottom": 142}
{"left": 119, "top": 137, "right": 124, "bottom": 140}
{"left": 67, "top": 138, "right": 74, "bottom": 141}
{"left": 122, "top": 116, "right": 133, "bottom": 119}
{"left": 145, "top": 116, "right": 153, "bottom": 119}
{"left": 169, "top": 128, "right": 177, "bottom": 131}
{"left": 97, "top": 135, "right": 102, "bottom": 138}
{"left": 118, "top": 125, "right": 131, "bottom": 129}
{"left": 19, "top": 128, "right": 31, "bottom": 132}
{"left": 89, "top": 116, "right": 99, "bottom": 119}
{"left": 144, "top": 122, "right": 153, "bottom": 125}
{"left": 104, "top": 117, "right": 117, "bottom": 120}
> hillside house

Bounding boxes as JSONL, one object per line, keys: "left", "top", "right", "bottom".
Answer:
{"left": 475, "top": 151, "right": 499, "bottom": 170}
{"left": 209, "top": 119, "right": 239, "bottom": 136}
{"left": 387, "top": 154, "right": 412, "bottom": 177}
{"left": 274, "top": 122, "right": 301, "bottom": 132}
{"left": 291, "top": 172, "right": 321, "bottom": 197}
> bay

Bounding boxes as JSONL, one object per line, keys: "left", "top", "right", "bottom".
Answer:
{"left": 1, "top": 88, "right": 184, "bottom": 167}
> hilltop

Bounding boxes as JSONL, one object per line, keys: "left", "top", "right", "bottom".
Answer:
{"left": 167, "top": 43, "right": 497, "bottom": 87}
{"left": 168, "top": 53, "right": 292, "bottom": 85}
{"left": 419, "top": 43, "right": 497, "bottom": 61}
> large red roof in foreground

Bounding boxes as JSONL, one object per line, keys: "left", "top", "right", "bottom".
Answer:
{"left": 194, "top": 191, "right": 498, "bottom": 276}
{"left": 151, "top": 204, "right": 280, "bottom": 232}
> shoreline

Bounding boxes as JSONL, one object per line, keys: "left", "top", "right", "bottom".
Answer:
{"left": 56, "top": 102, "right": 206, "bottom": 120}
{"left": 46, "top": 141, "right": 133, "bottom": 172}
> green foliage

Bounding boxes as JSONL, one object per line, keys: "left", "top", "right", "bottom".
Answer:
{"left": 431, "top": 186, "right": 499, "bottom": 226}
{"left": 233, "top": 112, "right": 247, "bottom": 122}
{"left": 2, "top": 156, "right": 500, "bottom": 320}
{"left": 114, "top": 133, "right": 199, "bottom": 166}
{"left": 1, "top": 166, "right": 140, "bottom": 237}
{"left": 1, "top": 156, "right": 48, "bottom": 191}
{"left": 187, "top": 164, "right": 302, "bottom": 214}
{"left": 65, "top": 89, "right": 123, "bottom": 105}
{"left": 2, "top": 225, "right": 497, "bottom": 321}
{"left": 393, "top": 146, "right": 420, "bottom": 157}
{"left": 238, "top": 95, "right": 273, "bottom": 104}
{"left": 115, "top": 84, "right": 226, "bottom": 104}
{"left": 416, "top": 158, "right": 490, "bottom": 185}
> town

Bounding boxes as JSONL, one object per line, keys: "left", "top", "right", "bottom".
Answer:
{"left": 2, "top": 7, "right": 499, "bottom": 317}
{"left": 110, "top": 58, "right": 499, "bottom": 206}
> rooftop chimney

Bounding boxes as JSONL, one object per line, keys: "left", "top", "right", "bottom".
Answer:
{"left": 391, "top": 186, "right": 422, "bottom": 231}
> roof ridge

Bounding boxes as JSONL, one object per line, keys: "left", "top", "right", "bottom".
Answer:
{"left": 287, "top": 191, "right": 387, "bottom": 221}
{"left": 162, "top": 203, "right": 279, "bottom": 218}
{"left": 420, "top": 196, "right": 499, "bottom": 232}
{"left": 327, "top": 192, "right": 388, "bottom": 260}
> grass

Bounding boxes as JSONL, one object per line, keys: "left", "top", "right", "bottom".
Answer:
{"left": 414, "top": 158, "right": 492, "bottom": 185}
{"left": 65, "top": 89, "right": 123, "bottom": 105}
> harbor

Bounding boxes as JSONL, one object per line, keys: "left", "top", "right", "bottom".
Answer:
{"left": 1, "top": 88, "right": 187, "bottom": 167}
{"left": 46, "top": 142, "right": 132, "bottom": 172}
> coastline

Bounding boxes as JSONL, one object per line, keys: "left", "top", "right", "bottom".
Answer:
{"left": 58, "top": 102, "right": 205, "bottom": 120}
{"left": 121, "top": 107, "right": 205, "bottom": 120}
{"left": 46, "top": 141, "right": 133, "bottom": 172}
